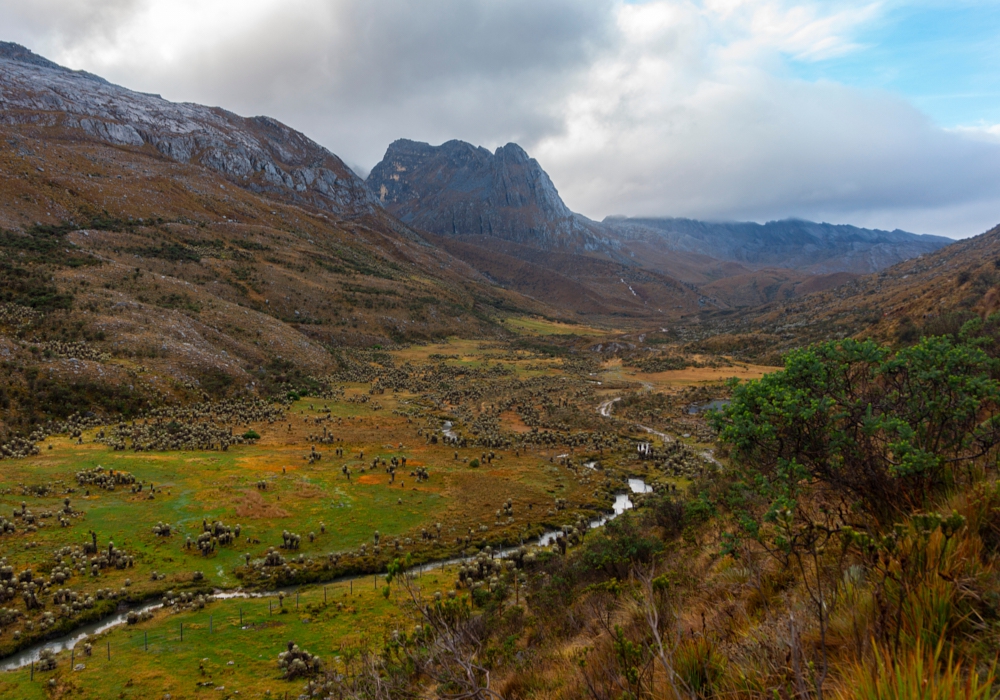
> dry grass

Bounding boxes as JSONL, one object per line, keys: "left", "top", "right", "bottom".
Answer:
{"left": 234, "top": 489, "right": 291, "bottom": 519}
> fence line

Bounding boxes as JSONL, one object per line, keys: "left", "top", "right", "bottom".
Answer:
{"left": 14, "top": 576, "right": 388, "bottom": 682}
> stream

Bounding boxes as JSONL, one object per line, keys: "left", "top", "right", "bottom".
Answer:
{"left": 4, "top": 397, "right": 676, "bottom": 669}
{"left": 2, "top": 472, "right": 652, "bottom": 673}
{"left": 0, "top": 602, "right": 164, "bottom": 672}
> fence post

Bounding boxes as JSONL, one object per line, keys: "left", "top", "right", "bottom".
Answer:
{"left": 30, "top": 661, "right": 33, "bottom": 681}
{"left": 324, "top": 586, "right": 327, "bottom": 604}
{"left": 144, "top": 631, "right": 148, "bottom": 651}
{"left": 71, "top": 649, "right": 74, "bottom": 668}
{"left": 180, "top": 622, "right": 183, "bottom": 641}
{"left": 107, "top": 641, "right": 110, "bottom": 660}
{"left": 240, "top": 607, "right": 243, "bottom": 626}
{"left": 296, "top": 592, "right": 299, "bottom": 609}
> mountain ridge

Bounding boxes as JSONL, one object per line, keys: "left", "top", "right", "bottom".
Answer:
{"left": 366, "top": 137, "right": 954, "bottom": 278}
{"left": 603, "top": 215, "right": 952, "bottom": 274}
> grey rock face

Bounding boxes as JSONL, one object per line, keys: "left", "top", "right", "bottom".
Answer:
{"left": 367, "top": 139, "right": 607, "bottom": 248}
{"left": 0, "top": 43, "right": 376, "bottom": 217}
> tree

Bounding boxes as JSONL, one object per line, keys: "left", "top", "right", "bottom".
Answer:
{"left": 714, "top": 337, "right": 1000, "bottom": 522}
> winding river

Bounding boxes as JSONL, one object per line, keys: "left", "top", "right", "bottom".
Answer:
{"left": 2, "top": 473, "right": 652, "bottom": 672}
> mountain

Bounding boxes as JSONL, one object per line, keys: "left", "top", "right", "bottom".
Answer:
{"left": 366, "top": 138, "right": 954, "bottom": 289}
{"left": 366, "top": 138, "right": 702, "bottom": 314}
{"left": 685, "top": 222, "right": 1000, "bottom": 363}
{"left": 602, "top": 216, "right": 953, "bottom": 275}
{"left": 0, "top": 41, "right": 376, "bottom": 217}
{"left": 367, "top": 138, "right": 609, "bottom": 249}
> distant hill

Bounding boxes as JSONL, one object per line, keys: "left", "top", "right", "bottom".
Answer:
{"left": 602, "top": 216, "right": 953, "bottom": 275}
{"left": 689, "top": 222, "right": 1000, "bottom": 361}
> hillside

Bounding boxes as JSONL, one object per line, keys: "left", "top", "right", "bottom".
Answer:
{"left": 686, "top": 221, "right": 1000, "bottom": 362}
{"left": 0, "top": 44, "right": 560, "bottom": 438}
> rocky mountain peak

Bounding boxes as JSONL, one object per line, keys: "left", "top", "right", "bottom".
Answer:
{"left": 0, "top": 42, "right": 61, "bottom": 70}
{"left": 366, "top": 138, "right": 583, "bottom": 245}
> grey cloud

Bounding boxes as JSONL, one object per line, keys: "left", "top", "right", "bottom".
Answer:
{"left": 0, "top": 0, "right": 998, "bottom": 237}
{"left": 539, "top": 74, "right": 1000, "bottom": 237}
{"left": 55, "top": 0, "right": 616, "bottom": 168}
{"left": 0, "top": 0, "right": 141, "bottom": 49}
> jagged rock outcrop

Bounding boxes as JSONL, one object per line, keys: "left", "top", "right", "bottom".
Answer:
{"left": 367, "top": 139, "right": 610, "bottom": 249}
{"left": 0, "top": 42, "right": 376, "bottom": 217}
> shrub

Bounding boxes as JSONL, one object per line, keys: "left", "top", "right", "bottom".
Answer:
{"left": 839, "top": 640, "right": 993, "bottom": 700}
{"left": 582, "top": 514, "right": 662, "bottom": 578}
{"left": 674, "top": 636, "right": 726, "bottom": 698}
{"left": 714, "top": 337, "right": 1000, "bottom": 522}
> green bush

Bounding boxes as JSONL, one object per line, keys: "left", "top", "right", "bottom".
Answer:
{"left": 582, "top": 514, "right": 662, "bottom": 578}
{"left": 714, "top": 337, "right": 1000, "bottom": 522}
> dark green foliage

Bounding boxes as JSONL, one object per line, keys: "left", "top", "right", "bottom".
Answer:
{"left": 714, "top": 337, "right": 1000, "bottom": 522}
{"left": 646, "top": 493, "right": 686, "bottom": 536}
{"left": 256, "top": 357, "right": 324, "bottom": 398}
{"left": 0, "top": 217, "right": 144, "bottom": 312}
{"left": 627, "top": 354, "right": 693, "bottom": 372}
{"left": 582, "top": 513, "right": 662, "bottom": 578}
{"left": 155, "top": 293, "right": 201, "bottom": 313}
{"left": 136, "top": 243, "right": 201, "bottom": 262}
{"left": 196, "top": 368, "right": 235, "bottom": 398}
{"left": 921, "top": 311, "right": 977, "bottom": 340}
{"left": 0, "top": 223, "right": 98, "bottom": 311}
{"left": 28, "top": 376, "right": 147, "bottom": 420}
{"left": 896, "top": 317, "right": 920, "bottom": 345}
{"left": 0, "top": 363, "right": 148, "bottom": 437}
{"left": 511, "top": 336, "right": 574, "bottom": 357}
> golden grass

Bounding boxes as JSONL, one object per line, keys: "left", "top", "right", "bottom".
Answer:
{"left": 234, "top": 489, "right": 290, "bottom": 519}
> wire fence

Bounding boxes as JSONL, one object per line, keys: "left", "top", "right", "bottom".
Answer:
{"left": 16, "top": 573, "right": 392, "bottom": 688}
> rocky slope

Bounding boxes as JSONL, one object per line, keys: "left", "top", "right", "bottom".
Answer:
{"left": 0, "top": 42, "right": 376, "bottom": 217}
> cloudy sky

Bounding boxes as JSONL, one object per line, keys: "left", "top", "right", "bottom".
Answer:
{"left": 2, "top": 0, "right": 999, "bottom": 237}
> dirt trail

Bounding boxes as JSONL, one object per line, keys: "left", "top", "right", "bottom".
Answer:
{"left": 596, "top": 396, "right": 673, "bottom": 442}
